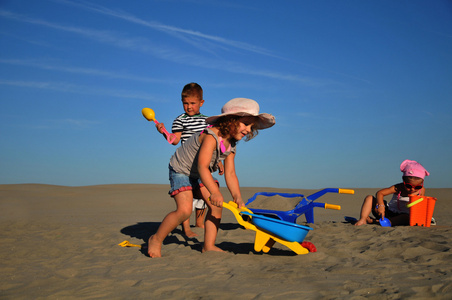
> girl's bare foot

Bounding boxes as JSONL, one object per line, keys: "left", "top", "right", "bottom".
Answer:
{"left": 202, "top": 245, "right": 225, "bottom": 253}
{"left": 355, "top": 219, "right": 367, "bottom": 226}
{"left": 355, "top": 216, "right": 376, "bottom": 226}
{"left": 147, "top": 235, "right": 162, "bottom": 258}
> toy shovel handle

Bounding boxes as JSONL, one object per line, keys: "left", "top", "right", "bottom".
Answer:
{"left": 142, "top": 107, "right": 176, "bottom": 144}
{"left": 154, "top": 120, "right": 177, "bottom": 144}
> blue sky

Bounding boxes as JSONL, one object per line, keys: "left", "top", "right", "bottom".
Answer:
{"left": 1, "top": 0, "right": 451, "bottom": 189}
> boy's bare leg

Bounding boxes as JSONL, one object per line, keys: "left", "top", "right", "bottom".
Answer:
{"left": 181, "top": 218, "right": 198, "bottom": 238}
{"left": 148, "top": 191, "right": 193, "bottom": 257}
{"left": 195, "top": 207, "right": 206, "bottom": 228}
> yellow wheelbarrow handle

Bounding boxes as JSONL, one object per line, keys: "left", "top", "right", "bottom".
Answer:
{"left": 338, "top": 189, "right": 355, "bottom": 194}
{"left": 325, "top": 203, "right": 341, "bottom": 210}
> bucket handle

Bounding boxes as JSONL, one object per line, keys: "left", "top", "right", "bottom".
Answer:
{"left": 407, "top": 197, "right": 424, "bottom": 208}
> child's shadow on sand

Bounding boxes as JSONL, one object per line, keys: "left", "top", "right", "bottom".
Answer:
{"left": 120, "top": 222, "right": 296, "bottom": 256}
{"left": 121, "top": 222, "right": 242, "bottom": 240}
{"left": 120, "top": 222, "right": 197, "bottom": 255}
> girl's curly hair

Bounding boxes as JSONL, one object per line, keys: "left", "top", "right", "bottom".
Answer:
{"left": 215, "top": 115, "right": 259, "bottom": 142}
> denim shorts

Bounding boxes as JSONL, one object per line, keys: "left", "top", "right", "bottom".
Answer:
{"left": 168, "top": 165, "right": 219, "bottom": 197}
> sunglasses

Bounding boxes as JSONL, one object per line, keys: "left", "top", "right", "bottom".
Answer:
{"left": 404, "top": 181, "right": 423, "bottom": 190}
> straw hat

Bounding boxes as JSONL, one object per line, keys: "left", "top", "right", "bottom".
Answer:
{"left": 206, "top": 98, "right": 275, "bottom": 129}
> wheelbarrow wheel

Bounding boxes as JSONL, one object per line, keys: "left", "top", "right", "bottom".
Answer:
{"left": 300, "top": 241, "right": 317, "bottom": 252}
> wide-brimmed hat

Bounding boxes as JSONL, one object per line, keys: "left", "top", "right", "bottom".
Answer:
{"left": 206, "top": 98, "right": 275, "bottom": 129}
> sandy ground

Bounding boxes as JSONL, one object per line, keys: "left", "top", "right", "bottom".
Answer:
{"left": 0, "top": 184, "right": 451, "bottom": 299}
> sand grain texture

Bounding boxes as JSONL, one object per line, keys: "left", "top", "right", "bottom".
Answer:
{"left": 0, "top": 184, "right": 451, "bottom": 299}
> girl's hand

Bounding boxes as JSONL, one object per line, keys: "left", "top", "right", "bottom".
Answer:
{"left": 209, "top": 193, "right": 224, "bottom": 208}
{"left": 376, "top": 204, "right": 385, "bottom": 218}
{"left": 233, "top": 197, "right": 245, "bottom": 208}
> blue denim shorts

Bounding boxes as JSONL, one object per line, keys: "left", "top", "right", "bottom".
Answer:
{"left": 168, "top": 165, "right": 219, "bottom": 197}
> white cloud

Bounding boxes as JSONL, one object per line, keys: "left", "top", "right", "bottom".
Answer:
{"left": 52, "top": 0, "right": 276, "bottom": 57}
{"left": 0, "top": 9, "right": 328, "bottom": 86}
{"left": 0, "top": 79, "right": 158, "bottom": 101}
{"left": 0, "top": 59, "right": 169, "bottom": 83}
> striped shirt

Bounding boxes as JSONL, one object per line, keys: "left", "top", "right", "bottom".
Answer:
{"left": 172, "top": 113, "right": 208, "bottom": 144}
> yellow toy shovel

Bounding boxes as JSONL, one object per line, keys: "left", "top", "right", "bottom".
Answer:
{"left": 142, "top": 107, "right": 177, "bottom": 144}
{"left": 118, "top": 240, "right": 142, "bottom": 248}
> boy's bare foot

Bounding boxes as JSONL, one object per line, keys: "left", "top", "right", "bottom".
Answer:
{"left": 184, "top": 230, "right": 198, "bottom": 238}
{"left": 147, "top": 235, "right": 162, "bottom": 258}
{"left": 180, "top": 223, "right": 199, "bottom": 238}
{"left": 202, "top": 245, "right": 225, "bottom": 253}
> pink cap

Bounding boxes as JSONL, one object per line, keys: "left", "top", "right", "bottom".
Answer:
{"left": 400, "top": 160, "right": 430, "bottom": 179}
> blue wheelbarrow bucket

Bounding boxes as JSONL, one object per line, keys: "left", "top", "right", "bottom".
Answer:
{"left": 240, "top": 211, "right": 313, "bottom": 243}
{"left": 245, "top": 188, "right": 354, "bottom": 224}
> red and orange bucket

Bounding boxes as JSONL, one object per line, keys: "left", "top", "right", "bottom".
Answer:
{"left": 407, "top": 196, "right": 437, "bottom": 227}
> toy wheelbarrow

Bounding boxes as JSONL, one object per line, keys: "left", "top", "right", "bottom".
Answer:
{"left": 245, "top": 188, "right": 355, "bottom": 224}
{"left": 222, "top": 201, "right": 316, "bottom": 255}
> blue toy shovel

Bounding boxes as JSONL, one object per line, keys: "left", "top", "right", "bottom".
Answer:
{"left": 380, "top": 217, "right": 392, "bottom": 227}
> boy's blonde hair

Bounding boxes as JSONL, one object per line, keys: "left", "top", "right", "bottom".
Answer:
{"left": 181, "top": 82, "right": 203, "bottom": 100}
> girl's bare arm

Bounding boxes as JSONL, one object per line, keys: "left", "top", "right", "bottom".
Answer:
{"left": 223, "top": 152, "right": 244, "bottom": 207}
{"left": 375, "top": 185, "right": 397, "bottom": 216}
{"left": 197, "top": 134, "right": 223, "bottom": 206}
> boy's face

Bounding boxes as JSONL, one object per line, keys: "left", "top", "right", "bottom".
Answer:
{"left": 182, "top": 96, "right": 204, "bottom": 116}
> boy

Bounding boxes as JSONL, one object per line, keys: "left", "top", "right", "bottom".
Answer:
{"left": 155, "top": 83, "right": 221, "bottom": 237}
